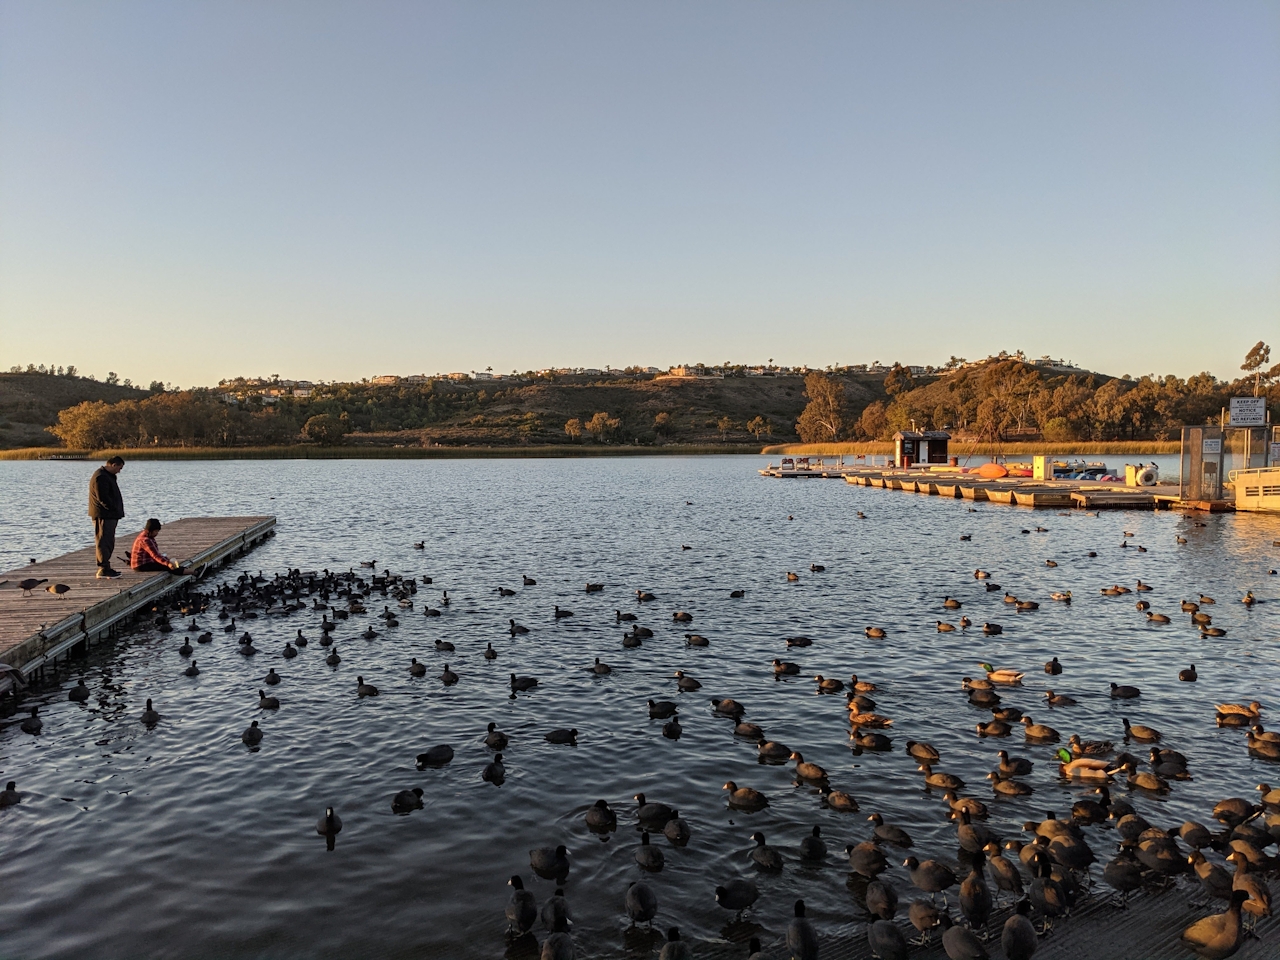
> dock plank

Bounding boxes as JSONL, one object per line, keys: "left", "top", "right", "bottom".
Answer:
{"left": 0, "top": 516, "right": 275, "bottom": 681}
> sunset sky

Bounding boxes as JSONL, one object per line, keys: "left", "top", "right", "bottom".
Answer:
{"left": 2, "top": 1, "right": 1276, "bottom": 387}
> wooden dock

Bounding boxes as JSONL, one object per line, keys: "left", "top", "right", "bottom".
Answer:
{"left": 0, "top": 516, "right": 275, "bottom": 694}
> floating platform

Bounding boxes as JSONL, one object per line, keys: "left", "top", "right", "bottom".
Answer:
{"left": 0, "top": 516, "right": 275, "bottom": 694}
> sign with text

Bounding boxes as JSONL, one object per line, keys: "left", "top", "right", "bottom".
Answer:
{"left": 1202, "top": 438, "right": 1222, "bottom": 455}
{"left": 1229, "top": 396, "right": 1267, "bottom": 426}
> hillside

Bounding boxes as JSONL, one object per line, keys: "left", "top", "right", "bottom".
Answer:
{"left": 0, "top": 373, "right": 150, "bottom": 448}
{"left": 29, "top": 372, "right": 895, "bottom": 450}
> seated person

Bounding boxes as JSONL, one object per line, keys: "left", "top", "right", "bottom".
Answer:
{"left": 130, "top": 519, "right": 185, "bottom": 573}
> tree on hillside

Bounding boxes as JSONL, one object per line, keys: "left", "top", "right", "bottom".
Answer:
{"left": 303, "top": 414, "right": 348, "bottom": 445}
{"left": 883, "top": 363, "right": 915, "bottom": 397}
{"left": 717, "top": 416, "right": 734, "bottom": 438}
{"left": 854, "top": 401, "right": 889, "bottom": 440}
{"left": 795, "top": 371, "right": 846, "bottom": 442}
{"left": 564, "top": 418, "right": 583, "bottom": 441}
{"left": 653, "top": 412, "right": 671, "bottom": 437}
{"left": 584, "top": 412, "right": 620, "bottom": 442}
{"left": 747, "top": 416, "right": 770, "bottom": 440}
{"left": 1242, "top": 341, "right": 1274, "bottom": 396}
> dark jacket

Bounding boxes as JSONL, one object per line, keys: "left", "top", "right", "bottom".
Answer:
{"left": 88, "top": 467, "right": 125, "bottom": 520}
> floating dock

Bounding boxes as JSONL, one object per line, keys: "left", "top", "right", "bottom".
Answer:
{"left": 757, "top": 459, "right": 1203, "bottom": 511}
{"left": 0, "top": 516, "right": 275, "bottom": 695}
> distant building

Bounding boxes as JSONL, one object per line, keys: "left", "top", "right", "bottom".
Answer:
{"left": 292, "top": 388, "right": 312, "bottom": 397}
{"left": 471, "top": 371, "right": 495, "bottom": 380}
{"left": 444, "top": 372, "right": 470, "bottom": 380}
{"left": 371, "top": 375, "right": 401, "bottom": 385}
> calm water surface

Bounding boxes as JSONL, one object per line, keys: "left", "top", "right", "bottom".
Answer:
{"left": 0, "top": 457, "right": 1277, "bottom": 959}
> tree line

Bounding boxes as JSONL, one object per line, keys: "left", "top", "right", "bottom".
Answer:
{"left": 795, "top": 342, "right": 1278, "bottom": 443}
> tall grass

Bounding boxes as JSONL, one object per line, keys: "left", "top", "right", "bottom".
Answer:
{"left": 760, "top": 441, "right": 1181, "bottom": 456}
{"left": 1, "top": 444, "right": 761, "bottom": 461}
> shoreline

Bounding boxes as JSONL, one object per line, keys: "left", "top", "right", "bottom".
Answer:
{"left": 0, "top": 439, "right": 1183, "bottom": 461}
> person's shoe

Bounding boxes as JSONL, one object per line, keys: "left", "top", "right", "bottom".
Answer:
{"left": 96, "top": 567, "right": 122, "bottom": 579}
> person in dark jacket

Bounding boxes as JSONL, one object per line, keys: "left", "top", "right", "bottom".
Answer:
{"left": 88, "top": 456, "right": 126, "bottom": 579}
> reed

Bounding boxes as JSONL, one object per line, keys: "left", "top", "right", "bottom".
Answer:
{"left": 760, "top": 441, "right": 1180, "bottom": 456}
{"left": 3, "top": 444, "right": 760, "bottom": 461}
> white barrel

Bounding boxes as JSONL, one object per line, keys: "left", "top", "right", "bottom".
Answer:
{"left": 1136, "top": 466, "right": 1158, "bottom": 486}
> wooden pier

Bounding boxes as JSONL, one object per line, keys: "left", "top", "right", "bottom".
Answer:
{"left": 0, "top": 516, "right": 275, "bottom": 695}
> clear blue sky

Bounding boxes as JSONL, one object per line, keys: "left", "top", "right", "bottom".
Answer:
{"left": 2, "top": 1, "right": 1276, "bottom": 387}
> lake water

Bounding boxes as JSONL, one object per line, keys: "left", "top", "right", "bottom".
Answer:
{"left": 0, "top": 456, "right": 1277, "bottom": 960}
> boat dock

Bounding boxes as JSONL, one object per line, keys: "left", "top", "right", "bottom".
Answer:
{"left": 0, "top": 516, "right": 276, "bottom": 695}
{"left": 755, "top": 457, "right": 1203, "bottom": 510}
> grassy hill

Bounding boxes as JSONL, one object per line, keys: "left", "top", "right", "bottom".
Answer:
{"left": 0, "top": 373, "right": 149, "bottom": 449}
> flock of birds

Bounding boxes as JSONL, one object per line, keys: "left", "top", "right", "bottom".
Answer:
{"left": 3, "top": 515, "right": 1279, "bottom": 960}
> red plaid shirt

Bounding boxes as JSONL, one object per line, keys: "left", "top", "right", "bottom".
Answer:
{"left": 130, "top": 532, "right": 170, "bottom": 569}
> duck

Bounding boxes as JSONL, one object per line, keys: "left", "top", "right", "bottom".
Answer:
{"left": 1044, "top": 657, "right": 1062, "bottom": 675}
{"left": 181, "top": 660, "right": 200, "bottom": 677}
{"left": 433, "top": 639, "right": 455, "bottom": 653}
{"left": 584, "top": 799, "right": 615, "bottom": 830}
{"left": 786, "top": 572, "right": 800, "bottom": 582}
{"left": 747, "top": 831, "right": 783, "bottom": 871}
{"left": 553, "top": 606, "right": 573, "bottom": 619}
{"left": 408, "top": 657, "right": 426, "bottom": 677}
{"left": 1180, "top": 889, "right": 1248, "bottom": 959}
{"left": 944, "top": 792, "right": 988, "bottom": 819}
{"left": 241, "top": 720, "right": 263, "bottom": 745}
{"left": 482, "top": 753, "right": 506, "bottom": 784}
{"left": 670, "top": 670, "right": 699, "bottom": 691}
{"left": 724, "top": 781, "right": 769, "bottom": 811}
{"left": 140, "top": 699, "right": 161, "bottom": 726}
{"left": 998, "top": 750, "right": 1034, "bottom": 776}
{"left": 683, "top": 632, "right": 709, "bottom": 646}
{"left": 1227, "top": 850, "right": 1272, "bottom": 929}
{"left": 1179, "top": 664, "right": 1198, "bottom": 682}
{"left": 316, "top": 807, "right": 342, "bottom": 838}
{"left": 852, "top": 729, "right": 893, "bottom": 752}
{"left": 787, "top": 901, "right": 818, "bottom": 960}
{"left": 936, "top": 621, "right": 956, "bottom": 632}
{"left": 864, "top": 626, "right": 886, "bottom": 638}
{"left": 510, "top": 673, "right": 537, "bottom": 691}
{"left": 509, "top": 619, "right": 529, "bottom": 635}
{"left": 757, "top": 739, "right": 791, "bottom": 761}
{"left": 1002, "top": 898, "right": 1037, "bottom": 959}
{"left": 1056, "top": 751, "right": 1110, "bottom": 779}
{"left": 850, "top": 674, "right": 878, "bottom": 692}
{"left": 624, "top": 881, "right": 657, "bottom": 927}
{"left": 1020, "top": 716, "right": 1059, "bottom": 742}
{"left": 662, "top": 715, "right": 682, "bottom": 739}
{"left": 868, "top": 812, "right": 913, "bottom": 847}
{"left": 714, "top": 878, "right": 759, "bottom": 916}
{"left": 814, "top": 674, "right": 845, "bottom": 692}
{"left": 1043, "top": 690, "right": 1076, "bottom": 707}
{"left": 545, "top": 728, "right": 577, "bottom": 745}
{"left": 1146, "top": 611, "right": 1171, "bottom": 623}
{"left": 659, "top": 927, "right": 692, "bottom": 960}
{"left": 1121, "top": 762, "right": 1169, "bottom": 794}
{"left": 258, "top": 688, "right": 280, "bottom": 709}
{"left": 616, "top": 609, "right": 638, "bottom": 623}
{"left": 264, "top": 668, "right": 281, "bottom": 686}
{"left": 505, "top": 875, "right": 537, "bottom": 933}
{"left": 529, "top": 844, "right": 571, "bottom": 881}
{"left": 649, "top": 699, "right": 678, "bottom": 719}
{"left": 918, "top": 764, "right": 964, "bottom": 790}
{"left": 711, "top": 697, "right": 746, "bottom": 718}
{"left": 982, "top": 622, "right": 1003, "bottom": 635}
{"left": 820, "top": 785, "right": 860, "bottom": 812}
{"left": 1110, "top": 682, "right": 1141, "bottom": 699}
{"left": 634, "top": 794, "right": 678, "bottom": 827}
{"left": 355, "top": 676, "right": 378, "bottom": 697}
{"left": 943, "top": 596, "right": 962, "bottom": 609}
{"left": 1068, "top": 733, "right": 1113, "bottom": 757}
{"left": 19, "top": 706, "right": 43, "bottom": 734}
{"left": 988, "top": 771, "right": 1033, "bottom": 795}
{"left": 904, "top": 856, "right": 957, "bottom": 898}
{"left": 905, "top": 740, "right": 940, "bottom": 764}
{"left": 790, "top": 751, "right": 827, "bottom": 781}
{"left": 1218, "top": 700, "right": 1263, "bottom": 718}
{"left": 634, "top": 831, "right": 664, "bottom": 871}
{"left": 1122, "top": 717, "right": 1161, "bottom": 742}
{"left": 417, "top": 744, "right": 454, "bottom": 767}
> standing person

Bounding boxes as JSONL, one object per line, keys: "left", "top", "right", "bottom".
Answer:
{"left": 88, "top": 456, "right": 125, "bottom": 578}
{"left": 130, "top": 519, "right": 183, "bottom": 574}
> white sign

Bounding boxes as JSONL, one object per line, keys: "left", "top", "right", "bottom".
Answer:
{"left": 1271, "top": 442, "right": 1280, "bottom": 464}
{"left": 1202, "top": 438, "right": 1221, "bottom": 455}
{"left": 1230, "top": 396, "right": 1267, "bottom": 426}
